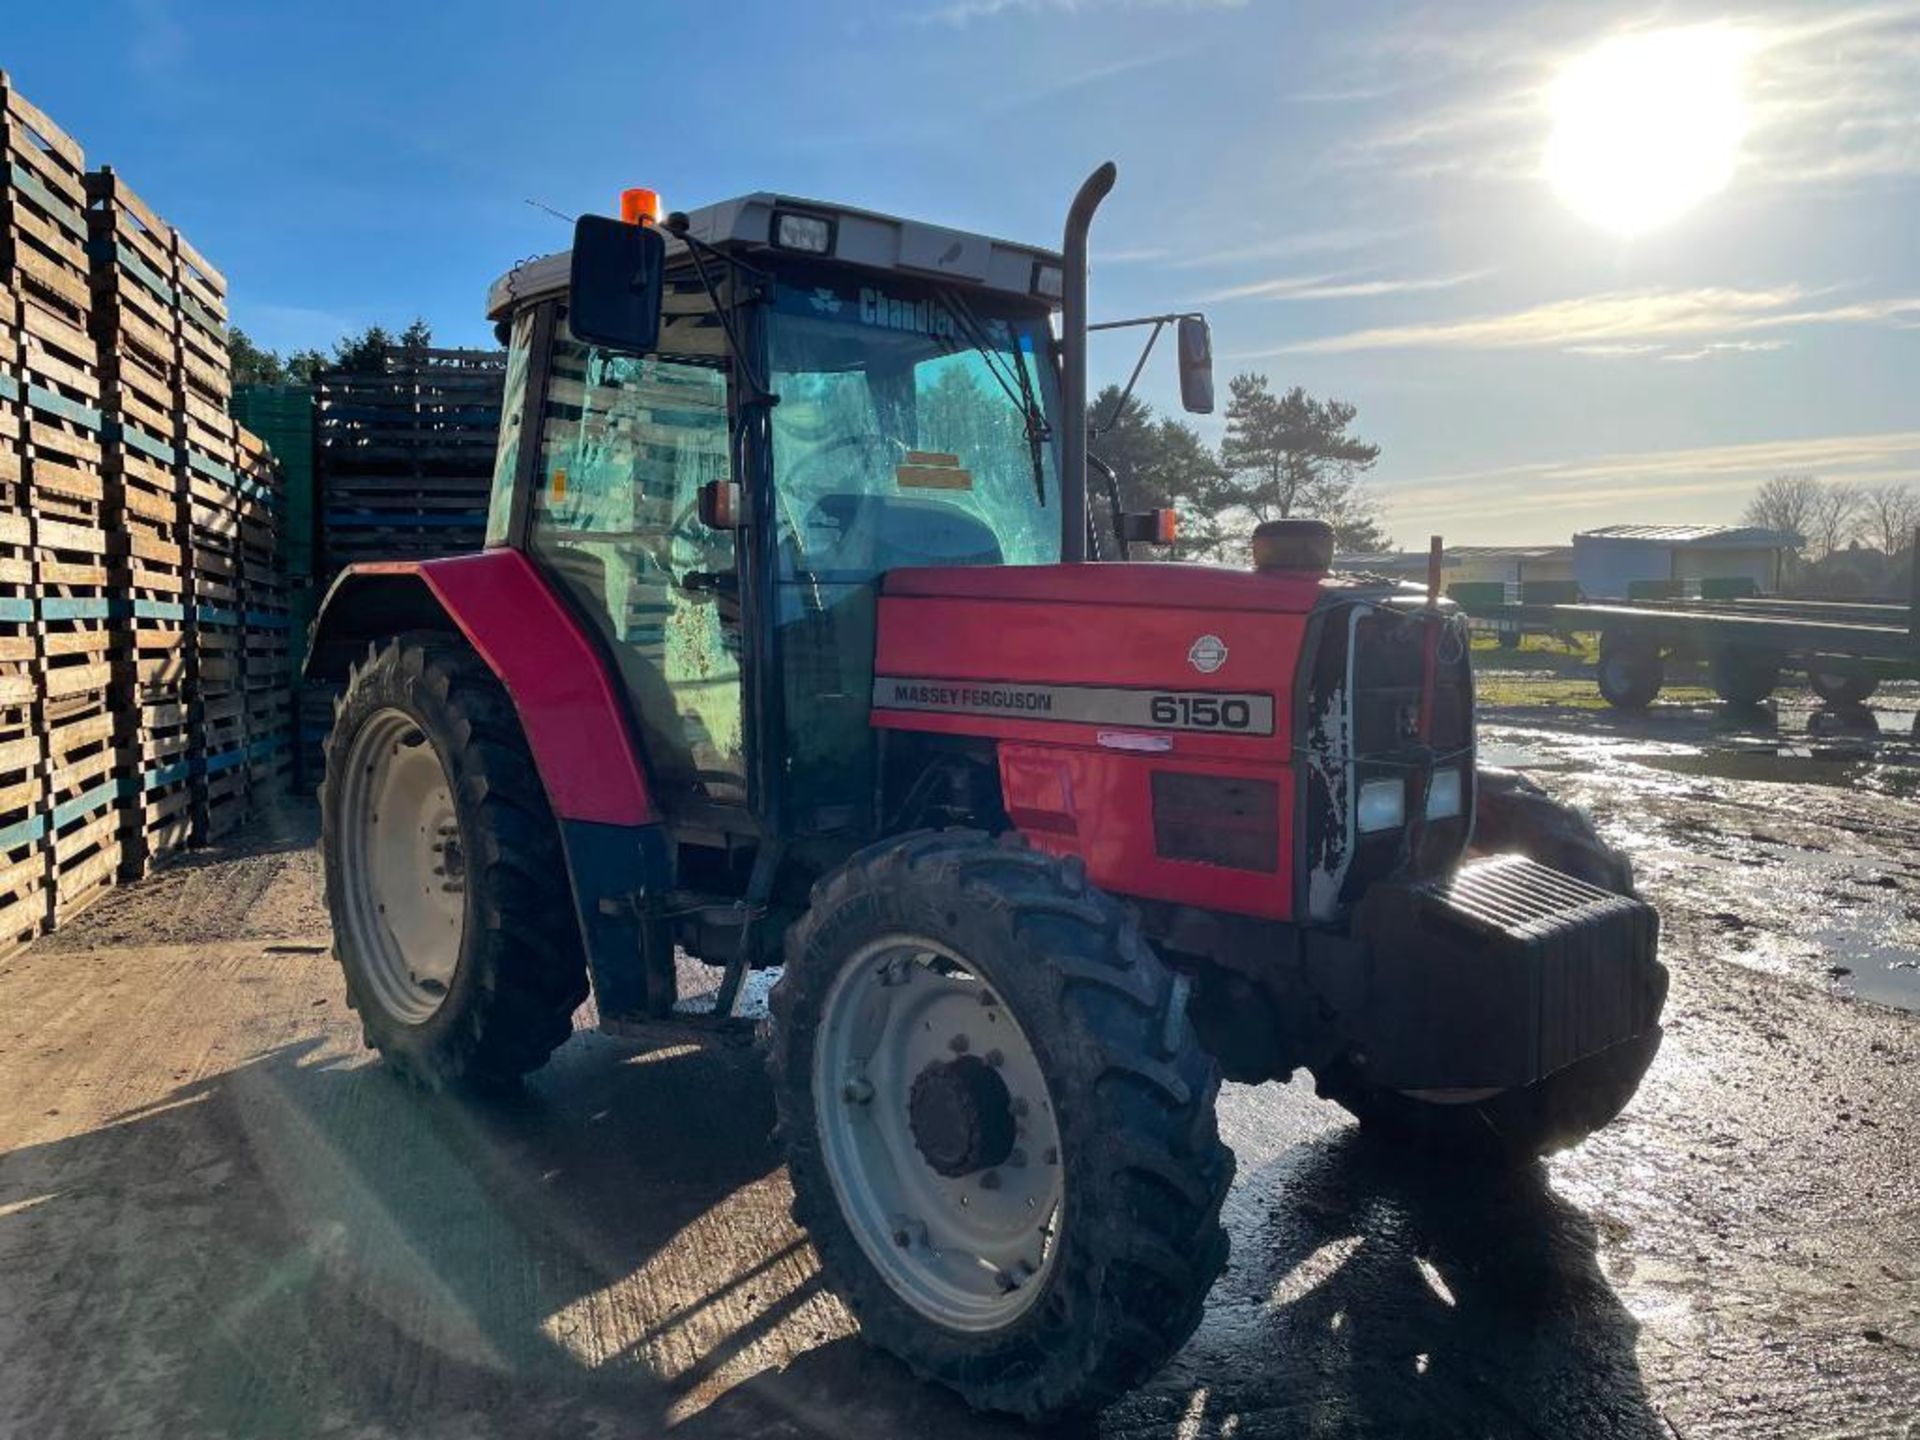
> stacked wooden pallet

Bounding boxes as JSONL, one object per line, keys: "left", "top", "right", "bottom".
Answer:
{"left": 234, "top": 426, "right": 291, "bottom": 800}
{"left": 88, "top": 167, "right": 193, "bottom": 874}
{"left": 5, "top": 77, "right": 121, "bottom": 927}
{"left": 0, "top": 282, "right": 47, "bottom": 954}
{"left": 316, "top": 345, "right": 504, "bottom": 574}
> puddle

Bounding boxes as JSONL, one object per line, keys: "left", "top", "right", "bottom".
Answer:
{"left": 1820, "top": 932, "right": 1920, "bottom": 1012}
{"left": 1625, "top": 744, "right": 1920, "bottom": 800}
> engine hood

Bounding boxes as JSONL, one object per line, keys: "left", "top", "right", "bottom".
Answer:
{"left": 880, "top": 561, "right": 1339, "bottom": 613}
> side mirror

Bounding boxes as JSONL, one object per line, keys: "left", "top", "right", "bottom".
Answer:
{"left": 568, "top": 215, "right": 666, "bottom": 353}
{"left": 1177, "top": 315, "right": 1214, "bottom": 415}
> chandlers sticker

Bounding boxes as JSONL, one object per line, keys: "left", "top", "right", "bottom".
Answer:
{"left": 873, "top": 677, "right": 1275, "bottom": 735}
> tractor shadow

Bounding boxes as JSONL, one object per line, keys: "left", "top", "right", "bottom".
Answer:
{"left": 1, "top": 1040, "right": 1659, "bottom": 1440}
{"left": 1118, "top": 1127, "right": 1665, "bottom": 1439}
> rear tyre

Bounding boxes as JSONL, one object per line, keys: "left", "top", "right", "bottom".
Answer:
{"left": 1710, "top": 648, "right": 1781, "bottom": 707}
{"left": 1325, "top": 772, "right": 1656, "bottom": 1162}
{"left": 322, "top": 632, "right": 588, "bottom": 1090}
{"left": 769, "top": 831, "right": 1233, "bottom": 1421}
{"left": 1810, "top": 669, "right": 1877, "bottom": 707}
{"left": 1596, "top": 632, "right": 1663, "bottom": 709}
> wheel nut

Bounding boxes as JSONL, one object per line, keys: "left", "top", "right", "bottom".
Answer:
{"left": 1008, "top": 1148, "right": 1027, "bottom": 1168}
{"left": 892, "top": 1229, "right": 910, "bottom": 1248}
{"left": 986, "top": 1048, "right": 1004, "bottom": 1068}
{"left": 980, "top": 1170, "right": 1001, "bottom": 1190}
{"left": 842, "top": 1079, "right": 873, "bottom": 1104}
{"left": 1011, "top": 1097, "right": 1029, "bottom": 1118}
{"left": 948, "top": 1034, "right": 969, "bottom": 1054}
{"left": 1043, "top": 1146, "right": 1059, "bottom": 1166}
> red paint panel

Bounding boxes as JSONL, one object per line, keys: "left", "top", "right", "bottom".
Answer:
{"left": 884, "top": 561, "right": 1327, "bottom": 613}
{"left": 872, "top": 590, "right": 1305, "bottom": 764}
{"left": 346, "top": 554, "right": 655, "bottom": 826}
{"left": 998, "top": 743, "right": 1295, "bottom": 919}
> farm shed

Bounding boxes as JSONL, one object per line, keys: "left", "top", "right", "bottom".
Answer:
{"left": 1572, "top": 524, "right": 1797, "bottom": 599}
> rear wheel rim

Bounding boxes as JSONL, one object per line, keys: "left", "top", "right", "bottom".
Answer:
{"left": 338, "top": 708, "right": 466, "bottom": 1026}
{"left": 813, "top": 935, "right": 1065, "bottom": 1332}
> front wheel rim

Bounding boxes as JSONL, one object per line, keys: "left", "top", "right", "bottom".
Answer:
{"left": 337, "top": 707, "right": 466, "bottom": 1026}
{"left": 813, "top": 935, "right": 1065, "bottom": 1332}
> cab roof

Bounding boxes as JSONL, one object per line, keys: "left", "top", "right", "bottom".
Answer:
{"left": 487, "top": 191, "right": 1064, "bottom": 321}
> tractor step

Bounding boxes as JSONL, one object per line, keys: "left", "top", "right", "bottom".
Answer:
{"left": 597, "top": 1012, "right": 759, "bottom": 1049}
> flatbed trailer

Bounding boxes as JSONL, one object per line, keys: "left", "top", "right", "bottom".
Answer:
{"left": 1453, "top": 589, "right": 1920, "bottom": 710}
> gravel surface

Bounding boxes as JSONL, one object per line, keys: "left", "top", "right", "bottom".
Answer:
{"left": 1, "top": 685, "right": 1916, "bottom": 1439}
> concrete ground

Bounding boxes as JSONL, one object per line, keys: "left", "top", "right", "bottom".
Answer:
{"left": 2, "top": 679, "right": 1917, "bottom": 1439}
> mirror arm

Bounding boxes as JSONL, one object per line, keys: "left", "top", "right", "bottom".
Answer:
{"left": 666, "top": 219, "right": 778, "bottom": 406}
{"left": 1088, "top": 318, "right": 1167, "bottom": 440}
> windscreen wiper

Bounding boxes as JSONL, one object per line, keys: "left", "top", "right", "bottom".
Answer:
{"left": 937, "top": 287, "right": 1051, "bottom": 507}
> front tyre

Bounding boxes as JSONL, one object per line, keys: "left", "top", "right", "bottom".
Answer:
{"left": 769, "top": 832, "right": 1233, "bottom": 1421}
{"left": 322, "top": 632, "right": 588, "bottom": 1089}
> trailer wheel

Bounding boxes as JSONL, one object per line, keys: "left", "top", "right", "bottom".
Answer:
{"left": 1710, "top": 648, "right": 1781, "bottom": 708}
{"left": 1810, "top": 669, "right": 1877, "bottom": 707}
{"left": 1596, "top": 632, "right": 1663, "bottom": 709}
{"left": 770, "top": 831, "right": 1233, "bottom": 1421}
{"left": 323, "top": 632, "right": 588, "bottom": 1090}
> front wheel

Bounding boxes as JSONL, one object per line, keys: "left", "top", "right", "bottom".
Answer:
{"left": 769, "top": 831, "right": 1233, "bottom": 1420}
{"left": 322, "top": 633, "right": 588, "bottom": 1089}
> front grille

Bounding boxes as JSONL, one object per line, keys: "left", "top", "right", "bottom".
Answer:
{"left": 1152, "top": 771, "right": 1279, "bottom": 871}
{"left": 1298, "top": 597, "right": 1475, "bottom": 921}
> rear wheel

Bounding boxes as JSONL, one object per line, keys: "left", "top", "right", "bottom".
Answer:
{"left": 1596, "top": 632, "right": 1663, "bottom": 709}
{"left": 1810, "top": 668, "right": 1878, "bottom": 707}
{"left": 770, "top": 831, "right": 1232, "bottom": 1420}
{"left": 322, "top": 633, "right": 588, "bottom": 1089}
{"left": 1325, "top": 773, "right": 1656, "bottom": 1162}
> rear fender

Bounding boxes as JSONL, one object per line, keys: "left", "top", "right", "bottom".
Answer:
{"left": 308, "top": 552, "right": 674, "bottom": 1018}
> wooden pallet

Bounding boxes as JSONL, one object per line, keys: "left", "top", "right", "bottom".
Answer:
{"left": 0, "top": 802, "right": 47, "bottom": 958}
{"left": 171, "top": 228, "right": 228, "bottom": 409}
{"left": 2, "top": 72, "right": 92, "bottom": 338}
{"left": 35, "top": 593, "right": 114, "bottom": 705}
{"left": 45, "top": 772, "right": 119, "bottom": 924}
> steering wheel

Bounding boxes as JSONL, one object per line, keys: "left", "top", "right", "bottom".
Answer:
{"left": 781, "top": 434, "right": 909, "bottom": 561}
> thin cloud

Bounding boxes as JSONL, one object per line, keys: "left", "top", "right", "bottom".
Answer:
{"left": 1386, "top": 428, "right": 1920, "bottom": 533}
{"left": 917, "top": 0, "right": 1245, "bottom": 26}
{"left": 1169, "top": 225, "right": 1412, "bottom": 271}
{"left": 1204, "top": 268, "right": 1491, "bottom": 304}
{"left": 1252, "top": 284, "right": 1920, "bottom": 356}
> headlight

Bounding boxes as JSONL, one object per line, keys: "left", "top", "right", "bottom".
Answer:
{"left": 1357, "top": 777, "right": 1405, "bottom": 833}
{"left": 1426, "top": 767, "right": 1464, "bottom": 819}
{"left": 772, "top": 210, "right": 834, "bottom": 254}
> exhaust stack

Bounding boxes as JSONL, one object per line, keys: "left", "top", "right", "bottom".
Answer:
{"left": 1060, "top": 161, "right": 1117, "bottom": 564}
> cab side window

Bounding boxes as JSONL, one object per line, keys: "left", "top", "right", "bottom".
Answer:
{"left": 528, "top": 332, "right": 743, "bottom": 803}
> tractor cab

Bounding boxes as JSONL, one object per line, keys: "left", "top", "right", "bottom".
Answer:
{"left": 482, "top": 192, "right": 1075, "bottom": 848}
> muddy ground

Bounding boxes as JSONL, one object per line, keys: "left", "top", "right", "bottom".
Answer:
{"left": 2, "top": 672, "right": 1918, "bottom": 1439}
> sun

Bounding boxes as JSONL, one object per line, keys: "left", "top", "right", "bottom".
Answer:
{"left": 1544, "top": 25, "right": 1751, "bottom": 238}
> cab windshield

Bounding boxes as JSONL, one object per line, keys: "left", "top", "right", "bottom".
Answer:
{"left": 763, "top": 273, "right": 1062, "bottom": 828}
{"left": 765, "top": 274, "right": 1063, "bottom": 582}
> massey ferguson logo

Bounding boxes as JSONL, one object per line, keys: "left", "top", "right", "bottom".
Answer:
{"left": 1187, "top": 635, "right": 1228, "bottom": 674}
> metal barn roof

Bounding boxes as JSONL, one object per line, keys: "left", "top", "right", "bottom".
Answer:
{"left": 1574, "top": 524, "right": 1800, "bottom": 547}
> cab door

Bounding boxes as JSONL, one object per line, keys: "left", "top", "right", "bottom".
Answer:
{"left": 525, "top": 316, "right": 747, "bottom": 811}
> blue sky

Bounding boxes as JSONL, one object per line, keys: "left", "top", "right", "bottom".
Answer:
{"left": 8, "top": 0, "right": 1917, "bottom": 544}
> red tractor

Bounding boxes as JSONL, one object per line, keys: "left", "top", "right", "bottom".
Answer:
{"left": 306, "top": 167, "right": 1665, "bottom": 1420}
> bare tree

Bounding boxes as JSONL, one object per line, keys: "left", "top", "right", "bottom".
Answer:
{"left": 1858, "top": 483, "right": 1920, "bottom": 557}
{"left": 1742, "top": 474, "right": 1819, "bottom": 549}
{"left": 1807, "top": 482, "right": 1865, "bottom": 559}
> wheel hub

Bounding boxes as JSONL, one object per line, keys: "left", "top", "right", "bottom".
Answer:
{"left": 908, "top": 1054, "right": 1016, "bottom": 1178}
